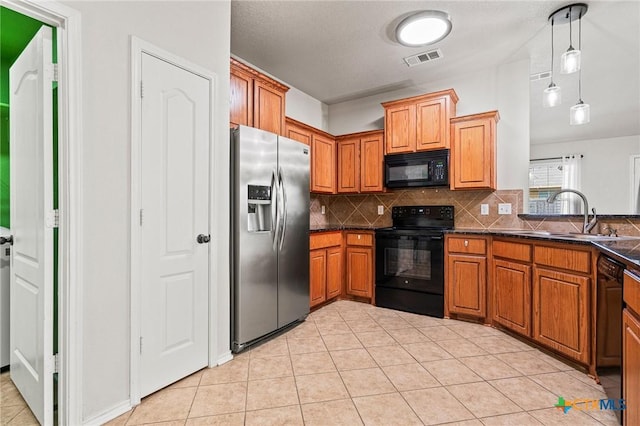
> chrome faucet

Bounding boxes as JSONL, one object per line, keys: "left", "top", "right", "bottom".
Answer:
{"left": 547, "top": 189, "right": 598, "bottom": 233}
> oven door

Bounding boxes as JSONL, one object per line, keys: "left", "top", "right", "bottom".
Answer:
{"left": 375, "top": 232, "right": 444, "bottom": 294}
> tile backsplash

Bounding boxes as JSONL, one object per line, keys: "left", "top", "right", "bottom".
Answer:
{"left": 311, "top": 188, "right": 640, "bottom": 237}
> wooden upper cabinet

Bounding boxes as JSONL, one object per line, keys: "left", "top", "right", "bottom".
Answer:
{"left": 337, "top": 137, "right": 359, "bottom": 193}
{"left": 311, "top": 133, "right": 336, "bottom": 193}
{"left": 382, "top": 89, "right": 458, "bottom": 154}
{"left": 337, "top": 130, "right": 384, "bottom": 193}
{"left": 450, "top": 110, "right": 499, "bottom": 191}
{"left": 285, "top": 117, "right": 312, "bottom": 146}
{"left": 229, "top": 58, "right": 289, "bottom": 135}
{"left": 360, "top": 132, "right": 384, "bottom": 192}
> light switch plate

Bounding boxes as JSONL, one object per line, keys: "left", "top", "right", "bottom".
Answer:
{"left": 321, "top": 205, "right": 326, "bottom": 215}
{"left": 498, "top": 203, "right": 512, "bottom": 215}
{"left": 480, "top": 204, "right": 489, "bottom": 215}
{"left": 378, "top": 205, "right": 384, "bottom": 215}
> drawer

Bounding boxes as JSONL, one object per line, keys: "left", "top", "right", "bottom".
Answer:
{"left": 624, "top": 270, "right": 640, "bottom": 314}
{"left": 310, "top": 231, "right": 342, "bottom": 249}
{"left": 534, "top": 245, "right": 591, "bottom": 274}
{"left": 345, "top": 232, "right": 373, "bottom": 246}
{"left": 447, "top": 236, "right": 486, "bottom": 255}
{"left": 493, "top": 239, "right": 532, "bottom": 263}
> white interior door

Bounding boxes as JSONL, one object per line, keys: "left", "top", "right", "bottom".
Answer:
{"left": 9, "top": 26, "right": 55, "bottom": 425}
{"left": 139, "top": 52, "right": 210, "bottom": 397}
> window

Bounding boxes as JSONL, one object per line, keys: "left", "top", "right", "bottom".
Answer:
{"left": 529, "top": 159, "right": 563, "bottom": 214}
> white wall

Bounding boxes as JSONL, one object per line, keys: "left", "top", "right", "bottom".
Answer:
{"left": 61, "top": 1, "right": 231, "bottom": 422}
{"left": 531, "top": 134, "right": 640, "bottom": 214}
{"left": 232, "top": 55, "right": 329, "bottom": 131}
{"left": 327, "top": 60, "right": 530, "bottom": 194}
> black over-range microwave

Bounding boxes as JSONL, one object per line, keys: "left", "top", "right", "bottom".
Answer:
{"left": 384, "top": 149, "right": 449, "bottom": 188}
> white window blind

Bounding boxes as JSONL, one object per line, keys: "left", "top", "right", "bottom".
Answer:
{"left": 529, "top": 159, "right": 563, "bottom": 214}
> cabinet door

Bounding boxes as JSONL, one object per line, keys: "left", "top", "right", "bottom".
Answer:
{"left": 384, "top": 104, "right": 416, "bottom": 154}
{"left": 493, "top": 259, "right": 531, "bottom": 336}
{"left": 230, "top": 66, "right": 253, "bottom": 128}
{"left": 310, "top": 249, "right": 327, "bottom": 308}
{"left": 360, "top": 133, "right": 384, "bottom": 192}
{"left": 311, "top": 134, "right": 336, "bottom": 193}
{"left": 253, "top": 79, "right": 285, "bottom": 135}
{"left": 447, "top": 254, "right": 487, "bottom": 318}
{"left": 416, "top": 98, "right": 446, "bottom": 150}
{"left": 623, "top": 309, "right": 640, "bottom": 426}
{"left": 326, "top": 246, "right": 343, "bottom": 299}
{"left": 285, "top": 122, "right": 312, "bottom": 146}
{"left": 451, "top": 117, "right": 495, "bottom": 190}
{"left": 533, "top": 267, "right": 590, "bottom": 364}
{"left": 337, "top": 138, "right": 359, "bottom": 193}
{"left": 346, "top": 247, "right": 372, "bottom": 298}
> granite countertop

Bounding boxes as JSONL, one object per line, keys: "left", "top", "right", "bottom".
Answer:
{"left": 448, "top": 228, "right": 640, "bottom": 268}
{"left": 310, "top": 226, "right": 378, "bottom": 233}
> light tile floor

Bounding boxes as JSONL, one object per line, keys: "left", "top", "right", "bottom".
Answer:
{"left": 1, "top": 300, "right": 621, "bottom": 425}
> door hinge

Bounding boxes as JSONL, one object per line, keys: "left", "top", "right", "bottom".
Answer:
{"left": 52, "top": 64, "right": 59, "bottom": 82}
{"left": 53, "top": 353, "right": 59, "bottom": 374}
{"left": 140, "top": 336, "right": 143, "bottom": 354}
{"left": 140, "top": 81, "right": 144, "bottom": 98}
{"left": 46, "top": 210, "right": 59, "bottom": 228}
{"left": 139, "top": 209, "right": 144, "bottom": 226}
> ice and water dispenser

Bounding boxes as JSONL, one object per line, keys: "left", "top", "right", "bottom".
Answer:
{"left": 247, "top": 184, "right": 273, "bottom": 232}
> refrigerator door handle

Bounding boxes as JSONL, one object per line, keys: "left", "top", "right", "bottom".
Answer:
{"left": 278, "top": 167, "right": 287, "bottom": 250}
{"left": 271, "top": 169, "right": 280, "bottom": 251}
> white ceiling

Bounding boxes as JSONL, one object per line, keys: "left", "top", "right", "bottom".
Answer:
{"left": 231, "top": 1, "right": 640, "bottom": 145}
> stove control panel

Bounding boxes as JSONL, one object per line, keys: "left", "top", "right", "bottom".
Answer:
{"left": 391, "top": 205, "right": 455, "bottom": 229}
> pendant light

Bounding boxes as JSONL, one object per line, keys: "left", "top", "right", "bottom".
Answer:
{"left": 570, "top": 10, "right": 590, "bottom": 125}
{"left": 543, "top": 17, "right": 561, "bottom": 107}
{"left": 560, "top": 5, "right": 581, "bottom": 74}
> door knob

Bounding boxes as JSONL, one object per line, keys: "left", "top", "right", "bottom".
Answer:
{"left": 197, "top": 234, "right": 210, "bottom": 244}
{"left": 0, "top": 236, "right": 13, "bottom": 245}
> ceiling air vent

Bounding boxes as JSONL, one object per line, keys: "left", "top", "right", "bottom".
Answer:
{"left": 530, "top": 71, "right": 552, "bottom": 81}
{"left": 403, "top": 49, "right": 443, "bottom": 67}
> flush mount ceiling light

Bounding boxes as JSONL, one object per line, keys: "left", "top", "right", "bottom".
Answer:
{"left": 396, "top": 11, "right": 452, "bottom": 47}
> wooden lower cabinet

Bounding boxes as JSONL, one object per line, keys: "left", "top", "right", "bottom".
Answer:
{"left": 623, "top": 308, "right": 640, "bottom": 425}
{"left": 309, "top": 247, "right": 342, "bottom": 308}
{"left": 447, "top": 254, "right": 486, "bottom": 318}
{"left": 493, "top": 259, "right": 531, "bottom": 336}
{"left": 533, "top": 267, "right": 590, "bottom": 364}
{"left": 326, "top": 247, "right": 343, "bottom": 299}
{"left": 346, "top": 247, "right": 372, "bottom": 298}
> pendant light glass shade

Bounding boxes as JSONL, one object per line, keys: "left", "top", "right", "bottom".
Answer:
{"left": 570, "top": 101, "right": 590, "bottom": 125}
{"left": 560, "top": 47, "right": 581, "bottom": 74}
{"left": 543, "top": 83, "right": 562, "bottom": 107}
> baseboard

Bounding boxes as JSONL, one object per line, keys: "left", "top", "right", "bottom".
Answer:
{"left": 216, "top": 350, "right": 233, "bottom": 366}
{"left": 82, "top": 400, "right": 131, "bottom": 426}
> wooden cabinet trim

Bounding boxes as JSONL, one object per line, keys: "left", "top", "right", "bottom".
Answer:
{"left": 231, "top": 58, "right": 290, "bottom": 93}
{"left": 285, "top": 116, "right": 333, "bottom": 140}
{"left": 381, "top": 88, "right": 459, "bottom": 108}
{"left": 450, "top": 110, "right": 500, "bottom": 124}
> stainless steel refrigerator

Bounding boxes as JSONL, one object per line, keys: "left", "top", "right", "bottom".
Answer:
{"left": 231, "top": 125, "right": 310, "bottom": 352}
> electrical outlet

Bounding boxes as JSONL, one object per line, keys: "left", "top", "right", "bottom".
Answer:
{"left": 498, "top": 203, "right": 512, "bottom": 215}
{"left": 321, "top": 205, "right": 326, "bottom": 215}
{"left": 377, "top": 205, "right": 384, "bottom": 215}
{"left": 480, "top": 204, "right": 489, "bottom": 215}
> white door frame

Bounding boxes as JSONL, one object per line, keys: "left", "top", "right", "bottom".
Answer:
{"left": 130, "top": 37, "right": 218, "bottom": 405}
{"left": 630, "top": 155, "right": 640, "bottom": 214}
{"left": 0, "top": 0, "right": 83, "bottom": 424}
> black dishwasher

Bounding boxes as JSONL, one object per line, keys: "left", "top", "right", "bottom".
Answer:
{"left": 596, "top": 254, "right": 624, "bottom": 424}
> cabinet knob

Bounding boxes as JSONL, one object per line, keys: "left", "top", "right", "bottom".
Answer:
{"left": 358, "top": 235, "right": 361, "bottom": 239}
{"left": 464, "top": 240, "right": 469, "bottom": 247}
